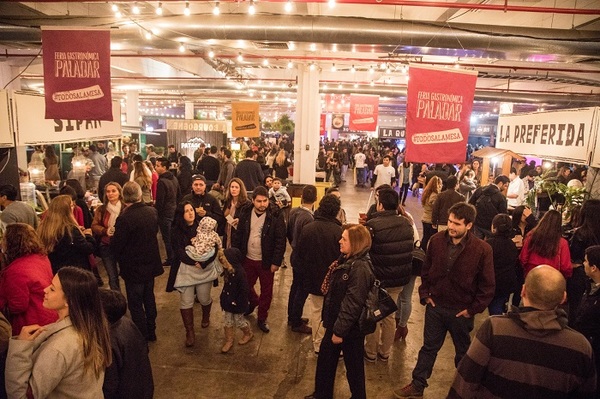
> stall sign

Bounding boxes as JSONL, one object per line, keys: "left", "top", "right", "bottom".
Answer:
{"left": 167, "top": 119, "right": 227, "bottom": 133}
{"left": 497, "top": 107, "right": 598, "bottom": 165}
{"left": 13, "top": 93, "right": 121, "bottom": 145}
{"left": 231, "top": 102, "right": 260, "bottom": 137}
{"left": 331, "top": 114, "right": 345, "bottom": 130}
{"left": 42, "top": 27, "right": 112, "bottom": 121}
{"left": 405, "top": 64, "right": 477, "bottom": 163}
{"left": 379, "top": 127, "right": 405, "bottom": 139}
{"left": 0, "top": 90, "right": 13, "bottom": 148}
{"left": 349, "top": 95, "right": 379, "bottom": 131}
{"left": 320, "top": 114, "right": 327, "bottom": 136}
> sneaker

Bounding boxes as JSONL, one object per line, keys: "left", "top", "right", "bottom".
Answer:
{"left": 363, "top": 351, "right": 376, "bottom": 363}
{"left": 393, "top": 383, "right": 423, "bottom": 399}
{"left": 257, "top": 320, "right": 270, "bottom": 333}
{"left": 377, "top": 353, "right": 389, "bottom": 362}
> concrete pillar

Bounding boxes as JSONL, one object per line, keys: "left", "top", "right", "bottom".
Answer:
{"left": 126, "top": 90, "right": 140, "bottom": 127}
{"left": 293, "top": 64, "right": 321, "bottom": 184}
{"left": 185, "top": 101, "right": 195, "bottom": 119}
{"left": 0, "top": 64, "right": 28, "bottom": 171}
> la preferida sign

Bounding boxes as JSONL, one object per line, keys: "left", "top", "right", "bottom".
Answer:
{"left": 497, "top": 107, "right": 599, "bottom": 165}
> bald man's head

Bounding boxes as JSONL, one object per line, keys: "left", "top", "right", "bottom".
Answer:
{"left": 523, "top": 265, "right": 566, "bottom": 310}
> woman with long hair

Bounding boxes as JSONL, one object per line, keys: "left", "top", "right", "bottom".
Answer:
{"left": 569, "top": 199, "right": 600, "bottom": 324}
{"left": 273, "top": 149, "right": 291, "bottom": 180}
{"left": 166, "top": 202, "right": 219, "bottom": 346}
{"left": 37, "top": 195, "right": 96, "bottom": 274}
{"left": 143, "top": 160, "right": 159, "bottom": 202}
{"left": 0, "top": 223, "right": 57, "bottom": 336}
{"left": 421, "top": 176, "right": 442, "bottom": 249}
{"left": 6, "top": 266, "right": 112, "bottom": 398}
{"left": 519, "top": 209, "right": 572, "bottom": 279}
{"left": 43, "top": 145, "right": 60, "bottom": 184}
{"left": 458, "top": 169, "right": 477, "bottom": 201}
{"left": 511, "top": 205, "right": 537, "bottom": 249}
{"left": 222, "top": 178, "right": 250, "bottom": 249}
{"left": 131, "top": 161, "right": 153, "bottom": 205}
{"left": 306, "top": 224, "right": 375, "bottom": 399}
{"left": 92, "top": 182, "right": 124, "bottom": 291}
{"left": 471, "top": 159, "right": 482, "bottom": 186}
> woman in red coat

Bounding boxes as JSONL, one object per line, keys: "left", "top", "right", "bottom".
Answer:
{"left": 0, "top": 223, "right": 57, "bottom": 336}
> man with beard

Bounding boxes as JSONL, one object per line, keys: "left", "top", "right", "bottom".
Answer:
{"left": 394, "top": 202, "right": 495, "bottom": 399}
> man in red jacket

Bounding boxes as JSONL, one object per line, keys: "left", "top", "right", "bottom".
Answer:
{"left": 394, "top": 202, "right": 495, "bottom": 399}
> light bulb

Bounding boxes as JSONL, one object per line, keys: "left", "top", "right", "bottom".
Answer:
{"left": 331, "top": 64, "right": 336, "bottom": 72}
{"left": 111, "top": 4, "right": 118, "bottom": 12}
{"left": 213, "top": 2, "right": 220, "bottom": 15}
{"left": 115, "top": 10, "right": 123, "bottom": 18}
{"left": 309, "top": 63, "right": 316, "bottom": 71}
{"left": 263, "top": 59, "right": 269, "bottom": 66}
{"left": 370, "top": 80, "right": 375, "bottom": 86}
{"left": 208, "top": 50, "right": 215, "bottom": 58}
{"left": 369, "top": 66, "right": 374, "bottom": 74}
{"left": 351, "top": 65, "right": 356, "bottom": 73}
{"left": 132, "top": 3, "right": 140, "bottom": 14}
{"left": 179, "top": 43, "right": 185, "bottom": 52}
{"left": 145, "top": 31, "right": 152, "bottom": 40}
{"left": 287, "top": 61, "right": 293, "bottom": 69}
{"left": 285, "top": 0, "right": 293, "bottom": 12}
{"left": 237, "top": 53, "right": 243, "bottom": 62}
{"left": 184, "top": 2, "right": 190, "bottom": 15}
{"left": 248, "top": 1, "right": 256, "bottom": 15}
{"left": 328, "top": 0, "right": 335, "bottom": 8}
{"left": 156, "top": 2, "right": 163, "bottom": 15}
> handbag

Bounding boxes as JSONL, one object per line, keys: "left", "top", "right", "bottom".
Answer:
{"left": 411, "top": 240, "right": 427, "bottom": 276}
{"left": 359, "top": 279, "right": 398, "bottom": 335}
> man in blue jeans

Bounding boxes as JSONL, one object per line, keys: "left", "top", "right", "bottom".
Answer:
{"left": 394, "top": 202, "right": 495, "bottom": 398}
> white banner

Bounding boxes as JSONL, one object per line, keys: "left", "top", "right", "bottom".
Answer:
{"left": 497, "top": 107, "right": 598, "bottom": 165}
{"left": 0, "top": 90, "right": 14, "bottom": 148}
{"left": 14, "top": 93, "right": 121, "bottom": 146}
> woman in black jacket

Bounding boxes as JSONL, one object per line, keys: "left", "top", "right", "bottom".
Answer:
{"left": 486, "top": 214, "right": 519, "bottom": 315}
{"left": 305, "top": 224, "right": 375, "bottom": 399}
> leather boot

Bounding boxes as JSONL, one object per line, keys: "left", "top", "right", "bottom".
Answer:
{"left": 221, "top": 327, "right": 235, "bottom": 353}
{"left": 238, "top": 325, "right": 254, "bottom": 345}
{"left": 201, "top": 302, "right": 212, "bottom": 328}
{"left": 180, "top": 308, "right": 195, "bottom": 347}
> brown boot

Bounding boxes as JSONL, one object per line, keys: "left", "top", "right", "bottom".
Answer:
{"left": 238, "top": 325, "right": 254, "bottom": 345}
{"left": 180, "top": 308, "right": 195, "bottom": 347}
{"left": 221, "top": 327, "right": 235, "bottom": 353}
{"left": 201, "top": 302, "right": 212, "bottom": 328}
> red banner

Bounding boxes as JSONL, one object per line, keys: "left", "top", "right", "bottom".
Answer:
{"left": 405, "top": 65, "right": 477, "bottom": 163}
{"left": 349, "top": 94, "right": 378, "bottom": 131}
{"left": 42, "top": 28, "right": 113, "bottom": 121}
{"left": 320, "top": 113, "right": 326, "bottom": 136}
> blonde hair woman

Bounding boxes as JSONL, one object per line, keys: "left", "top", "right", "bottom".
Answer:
{"left": 307, "top": 224, "right": 375, "bottom": 399}
{"left": 131, "top": 161, "right": 153, "bottom": 205}
{"left": 273, "top": 149, "right": 291, "bottom": 180}
{"left": 37, "top": 195, "right": 96, "bottom": 274}
{"left": 6, "top": 267, "right": 112, "bottom": 398}
{"left": 421, "top": 175, "right": 442, "bottom": 249}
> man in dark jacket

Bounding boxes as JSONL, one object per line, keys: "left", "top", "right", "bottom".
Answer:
{"left": 395, "top": 202, "right": 495, "bottom": 398}
{"left": 196, "top": 145, "right": 221, "bottom": 187}
{"left": 364, "top": 188, "right": 414, "bottom": 362}
{"left": 98, "top": 156, "right": 128, "bottom": 200}
{"left": 234, "top": 150, "right": 264, "bottom": 192}
{"left": 182, "top": 174, "right": 225, "bottom": 236}
{"left": 286, "top": 185, "right": 317, "bottom": 334}
{"left": 217, "top": 149, "right": 236, "bottom": 189}
{"left": 296, "top": 194, "right": 342, "bottom": 354}
{"left": 468, "top": 174, "right": 509, "bottom": 239}
{"left": 100, "top": 289, "right": 154, "bottom": 399}
{"left": 431, "top": 175, "right": 465, "bottom": 231}
{"left": 111, "top": 181, "right": 164, "bottom": 341}
{"left": 155, "top": 157, "right": 180, "bottom": 266}
{"left": 231, "top": 186, "right": 286, "bottom": 333}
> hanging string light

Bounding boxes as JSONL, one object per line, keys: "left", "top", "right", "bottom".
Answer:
{"left": 285, "top": 0, "right": 293, "bottom": 12}
{"left": 213, "top": 2, "right": 220, "bottom": 15}
{"left": 155, "top": 2, "right": 163, "bottom": 15}
{"left": 184, "top": 1, "right": 191, "bottom": 16}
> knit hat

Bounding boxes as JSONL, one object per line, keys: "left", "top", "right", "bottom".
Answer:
{"left": 223, "top": 247, "right": 243, "bottom": 267}
{"left": 196, "top": 216, "right": 217, "bottom": 236}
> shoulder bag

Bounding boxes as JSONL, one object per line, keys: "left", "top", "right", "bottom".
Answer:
{"left": 359, "top": 279, "right": 398, "bottom": 335}
{"left": 411, "top": 240, "right": 427, "bottom": 276}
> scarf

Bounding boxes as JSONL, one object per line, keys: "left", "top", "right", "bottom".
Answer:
{"left": 320, "top": 260, "right": 339, "bottom": 295}
{"left": 106, "top": 201, "right": 122, "bottom": 229}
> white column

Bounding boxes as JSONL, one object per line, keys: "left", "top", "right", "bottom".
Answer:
{"left": 126, "top": 90, "right": 139, "bottom": 127}
{"left": 0, "top": 64, "right": 28, "bottom": 171}
{"left": 293, "top": 64, "right": 321, "bottom": 184}
{"left": 185, "top": 101, "right": 195, "bottom": 119}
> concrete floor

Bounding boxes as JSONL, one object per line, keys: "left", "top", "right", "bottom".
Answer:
{"left": 115, "top": 180, "right": 487, "bottom": 399}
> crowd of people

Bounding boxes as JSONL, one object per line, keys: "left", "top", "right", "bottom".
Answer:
{"left": 0, "top": 134, "right": 599, "bottom": 399}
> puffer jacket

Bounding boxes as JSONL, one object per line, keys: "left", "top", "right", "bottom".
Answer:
{"left": 366, "top": 210, "right": 414, "bottom": 287}
{"left": 322, "top": 254, "right": 375, "bottom": 339}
